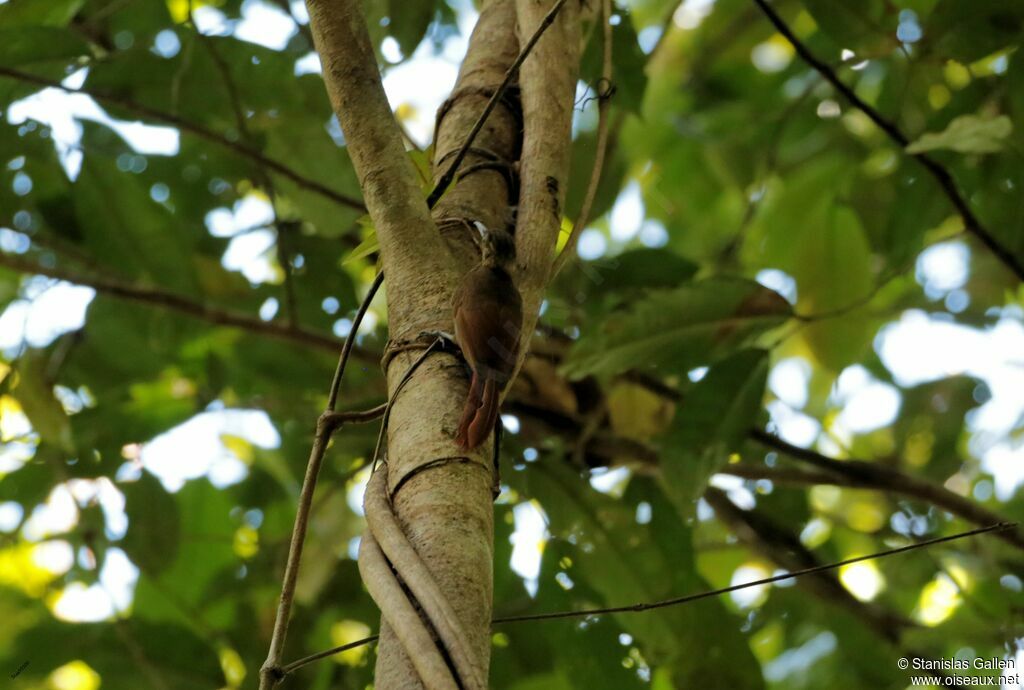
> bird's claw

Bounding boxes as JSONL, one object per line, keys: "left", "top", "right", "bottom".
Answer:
{"left": 417, "top": 330, "right": 457, "bottom": 349}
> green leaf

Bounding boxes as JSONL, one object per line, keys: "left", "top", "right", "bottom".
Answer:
{"left": 387, "top": 0, "right": 434, "bottom": 57}
{"left": 928, "top": 0, "right": 1024, "bottom": 62}
{"left": 0, "top": 27, "right": 89, "bottom": 66}
{"left": 796, "top": 206, "right": 876, "bottom": 370}
{"left": 288, "top": 232, "right": 358, "bottom": 330}
{"left": 584, "top": 247, "right": 700, "bottom": 296}
{"left": 11, "top": 350, "right": 73, "bottom": 454}
{"left": 130, "top": 478, "right": 239, "bottom": 625}
{"left": 9, "top": 618, "right": 222, "bottom": 689}
{"left": 565, "top": 124, "right": 627, "bottom": 223}
{"left": 73, "top": 156, "right": 197, "bottom": 293}
{"left": 744, "top": 162, "right": 876, "bottom": 369}
{"left": 0, "top": 0, "right": 84, "bottom": 27}
{"left": 801, "top": 0, "right": 889, "bottom": 53}
{"left": 264, "top": 114, "right": 363, "bottom": 236}
{"left": 562, "top": 277, "right": 790, "bottom": 379}
{"left": 121, "top": 472, "right": 181, "bottom": 574}
{"left": 905, "top": 114, "right": 1013, "bottom": 154}
{"left": 343, "top": 217, "right": 380, "bottom": 264}
{"left": 659, "top": 349, "right": 769, "bottom": 516}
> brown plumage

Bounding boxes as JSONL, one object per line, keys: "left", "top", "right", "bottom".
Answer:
{"left": 453, "top": 224, "right": 523, "bottom": 449}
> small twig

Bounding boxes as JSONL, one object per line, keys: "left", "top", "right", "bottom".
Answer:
{"left": 425, "top": 0, "right": 571, "bottom": 208}
{"left": 278, "top": 522, "right": 1015, "bottom": 677}
{"left": 0, "top": 252, "right": 374, "bottom": 361}
{"left": 750, "top": 0, "right": 1024, "bottom": 282}
{"left": 258, "top": 272, "right": 383, "bottom": 690}
{"left": 723, "top": 462, "right": 861, "bottom": 487}
{"left": 0, "top": 66, "right": 366, "bottom": 213}
{"left": 550, "top": 0, "right": 614, "bottom": 278}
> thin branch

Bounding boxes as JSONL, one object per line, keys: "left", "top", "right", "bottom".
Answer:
{"left": 706, "top": 488, "right": 970, "bottom": 690}
{"left": 723, "top": 462, "right": 863, "bottom": 487}
{"left": 509, "top": 393, "right": 1024, "bottom": 552}
{"left": 279, "top": 522, "right": 1016, "bottom": 677}
{"left": 704, "top": 486, "right": 911, "bottom": 643}
{"left": 497, "top": 522, "right": 1016, "bottom": 623}
{"left": 320, "top": 401, "right": 387, "bottom": 432}
{"left": 259, "top": 272, "right": 382, "bottom": 690}
{"left": 282, "top": 635, "right": 380, "bottom": 675}
{"left": 550, "top": 0, "right": 614, "bottom": 278}
{"left": 327, "top": 272, "right": 384, "bottom": 411}
{"left": 749, "top": 429, "right": 1024, "bottom": 551}
{"left": 750, "top": 0, "right": 1024, "bottom": 282}
{"left": 425, "top": 0, "right": 571, "bottom": 208}
{"left": 0, "top": 66, "right": 366, "bottom": 213}
{"left": 0, "top": 251, "right": 375, "bottom": 361}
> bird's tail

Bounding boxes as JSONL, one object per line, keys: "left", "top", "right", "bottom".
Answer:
{"left": 456, "top": 371, "right": 483, "bottom": 448}
{"left": 458, "top": 378, "right": 499, "bottom": 450}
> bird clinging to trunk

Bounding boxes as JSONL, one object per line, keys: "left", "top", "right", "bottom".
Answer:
{"left": 452, "top": 222, "right": 523, "bottom": 449}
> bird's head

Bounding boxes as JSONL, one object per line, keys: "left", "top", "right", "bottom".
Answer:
{"left": 474, "top": 221, "right": 516, "bottom": 269}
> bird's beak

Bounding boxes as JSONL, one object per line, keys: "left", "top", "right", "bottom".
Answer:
{"left": 473, "top": 221, "right": 490, "bottom": 241}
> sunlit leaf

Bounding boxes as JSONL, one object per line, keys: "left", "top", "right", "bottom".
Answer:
{"left": 660, "top": 349, "right": 769, "bottom": 514}
{"left": 906, "top": 114, "right": 1013, "bottom": 155}
{"left": 563, "top": 278, "right": 790, "bottom": 378}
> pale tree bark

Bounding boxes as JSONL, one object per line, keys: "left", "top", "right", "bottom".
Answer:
{"left": 304, "top": 0, "right": 581, "bottom": 687}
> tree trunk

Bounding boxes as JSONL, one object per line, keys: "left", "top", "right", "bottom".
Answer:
{"left": 305, "top": 0, "right": 580, "bottom": 685}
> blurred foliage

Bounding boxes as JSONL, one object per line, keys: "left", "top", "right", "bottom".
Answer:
{"left": 0, "top": 0, "right": 1022, "bottom": 688}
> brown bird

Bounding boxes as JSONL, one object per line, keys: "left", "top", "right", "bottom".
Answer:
{"left": 453, "top": 222, "right": 523, "bottom": 449}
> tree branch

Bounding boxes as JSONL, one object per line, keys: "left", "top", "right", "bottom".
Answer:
{"left": 506, "top": 388, "right": 1024, "bottom": 553}
{"left": 514, "top": 0, "right": 582, "bottom": 376}
{"left": 750, "top": 0, "right": 1024, "bottom": 282}
{"left": 426, "top": 0, "right": 570, "bottom": 209}
{"left": 748, "top": 429, "right": 1024, "bottom": 551}
{"left": 0, "top": 65, "right": 366, "bottom": 213}
{"left": 704, "top": 486, "right": 912, "bottom": 643}
{"left": 0, "top": 251, "right": 375, "bottom": 362}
